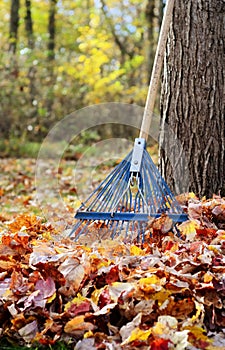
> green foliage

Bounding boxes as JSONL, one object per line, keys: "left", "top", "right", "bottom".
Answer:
{"left": 0, "top": 139, "right": 40, "bottom": 158}
{"left": 0, "top": 0, "right": 162, "bottom": 154}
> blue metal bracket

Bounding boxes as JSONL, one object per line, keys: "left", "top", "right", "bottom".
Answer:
{"left": 130, "top": 138, "right": 146, "bottom": 173}
{"left": 75, "top": 211, "right": 188, "bottom": 222}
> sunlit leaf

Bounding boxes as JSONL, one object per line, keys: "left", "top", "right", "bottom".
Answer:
{"left": 64, "top": 315, "right": 95, "bottom": 336}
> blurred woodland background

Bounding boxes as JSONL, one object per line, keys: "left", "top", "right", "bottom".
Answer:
{"left": 0, "top": 0, "right": 163, "bottom": 157}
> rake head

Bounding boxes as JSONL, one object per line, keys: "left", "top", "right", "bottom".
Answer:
{"left": 70, "top": 138, "right": 187, "bottom": 242}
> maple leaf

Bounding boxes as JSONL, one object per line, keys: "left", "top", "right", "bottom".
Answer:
{"left": 64, "top": 293, "right": 91, "bottom": 314}
{"left": 58, "top": 255, "right": 90, "bottom": 293}
{"left": 66, "top": 300, "right": 91, "bottom": 317}
{"left": 98, "top": 287, "right": 112, "bottom": 308}
{"left": 23, "top": 277, "right": 56, "bottom": 309}
{"left": 178, "top": 220, "right": 199, "bottom": 240}
{"left": 105, "top": 265, "right": 119, "bottom": 285}
{"left": 64, "top": 315, "right": 95, "bottom": 337}
{"left": 10, "top": 270, "right": 28, "bottom": 294}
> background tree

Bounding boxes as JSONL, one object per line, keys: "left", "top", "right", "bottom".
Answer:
{"left": 48, "top": 0, "right": 57, "bottom": 61}
{"left": 9, "top": 0, "right": 20, "bottom": 53}
{"left": 159, "top": 0, "right": 225, "bottom": 197}
{"left": 45, "top": 0, "right": 57, "bottom": 123}
{"left": 145, "top": 0, "right": 163, "bottom": 80}
{"left": 25, "top": 0, "right": 34, "bottom": 49}
{"left": 24, "top": 0, "right": 36, "bottom": 110}
{"left": 0, "top": 0, "right": 162, "bottom": 155}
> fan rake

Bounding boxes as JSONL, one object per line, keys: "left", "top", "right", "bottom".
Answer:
{"left": 70, "top": 139, "right": 187, "bottom": 242}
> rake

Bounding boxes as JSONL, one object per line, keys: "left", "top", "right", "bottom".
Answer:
{"left": 70, "top": 0, "right": 188, "bottom": 242}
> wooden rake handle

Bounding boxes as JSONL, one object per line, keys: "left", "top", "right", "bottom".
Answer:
{"left": 139, "top": 0, "right": 175, "bottom": 141}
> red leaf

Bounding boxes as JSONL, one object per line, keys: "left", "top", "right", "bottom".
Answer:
{"left": 105, "top": 266, "right": 119, "bottom": 285}
{"left": 35, "top": 277, "right": 56, "bottom": 299}
{"left": 98, "top": 288, "right": 112, "bottom": 308}
{"left": 67, "top": 301, "right": 91, "bottom": 316}
{"left": 150, "top": 338, "right": 170, "bottom": 350}
{"left": 196, "top": 228, "right": 217, "bottom": 239}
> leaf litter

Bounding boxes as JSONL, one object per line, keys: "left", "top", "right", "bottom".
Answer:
{"left": 1, "top": 160, "right": 225, "bottom": 348}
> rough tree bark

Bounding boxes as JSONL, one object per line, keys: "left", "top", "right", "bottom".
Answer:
{"left": 159, "top": 0, "right": 225, "bottom": 197}
{"left": 9, "top": 0, "right": 20, "bottom": 53}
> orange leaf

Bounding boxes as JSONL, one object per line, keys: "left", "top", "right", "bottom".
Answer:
{"left": 8, "top": 214, "right": 40, "bottom": 233}
{"left": 150, "top": 338, "right": 170, "bottom": 350}
{"left": 64, "top": 315, "right": 95, "bottom": 336}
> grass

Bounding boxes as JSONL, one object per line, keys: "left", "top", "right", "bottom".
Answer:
{"left": 0, "top": 138, "right": 99, "bottom": 160}
{"left": 0, "top": 339, "right": 73, "bottom": 350}
{"left": 0, "top": 139, "right": 41, "bottom": 158}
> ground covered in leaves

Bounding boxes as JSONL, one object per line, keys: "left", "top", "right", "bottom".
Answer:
{"left": 1, "top": 159, "right": 225, "bottom": 349}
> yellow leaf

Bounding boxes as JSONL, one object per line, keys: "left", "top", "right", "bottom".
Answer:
{"left": 139, "top": 276, "right": 163, "bottom": 293}
{"left": 91, "top": 286, "right": 106, "bottom": 305}
{"left": 152, "top": 322, "right": 165, "bottom": 337}
{"left": 97, "top": 260, "right": 111, "bottom": 269}
{"left": 139, "top": 275, "right": 160, "bottom": 285}
{"left": 130, "top": 245, "right": 145, "bottom": 256}
{"left": 130, "top": 328, "right": 151, "bottom": 342}
{"left": 78, "top": 55, "right": 86, "bottom": 63}
{"left": 78, "top": 42, "right": 88, "bottom": 51}
{"left": 42, "top": 232, "right": 53, "bottom": 241}
{"left": 190, "top": 301, "right": 204, "bottom": 324}
{"left": 208, "top": 245, "right": 219, "bottom": 254}
{"left": 152, "top": 288, "right": 172, "bottom": 305}
{"left": 179, "top": 220, "right": 199, "bottom": 238}
{"left": 84, "top": 330, "right": 94, "bottom": 338}
{"left": 89, "top": 13, "right": 100, "bottom": 28}
{"left": 123, "top": 328, "right": 151, "bottom": 344}
{"left": 47, "top": 291, "right": 56, "bottom": 303}
{"left": 185, "top": 326, "right": 210, "bottom": 342}
{"left": 189, "top": 192, "right": 197, "bottom": 199}
{"left": 64, "top": 293, "right": 88, "bottom": 311}
{"left": 203, "top": 273, "right": 213, "bottom": 283}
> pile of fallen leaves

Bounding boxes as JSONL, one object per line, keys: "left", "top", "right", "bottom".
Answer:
{"left": 0, "top": 195, "right": 225, "bottom": 349}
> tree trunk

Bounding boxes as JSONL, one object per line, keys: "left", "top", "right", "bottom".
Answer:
{"left": 145, "top": 0, "right": 155, "bottom": 79}
{"left": 159, "top": 0, "right": 225, "bottom": 197}
{"left": 145, "top": 0, "right": 164, "bottom": 80}
{"left": 9, "top": 0, "right": 20, "bottom": 53}
{"left": 24, "top": 0, "right": 38, "bottom": 123}
{"left": 100, "top": 0, "right": 134, "bottom": 64}
{"left": 48, "top": 0, "right": 57, "bottom": 61}
{"left": 25, "top": 0, "right": 34, "bottom": 49}
{"left": 45, "top": 0, "right": 57, "bottom": 124}
{"left": 157, "top": 0, "right": 163, "bottom": 28}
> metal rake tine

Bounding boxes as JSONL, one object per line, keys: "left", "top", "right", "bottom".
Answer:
{"left": 90, "top": 155, "right": 131, "bottom": 212}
